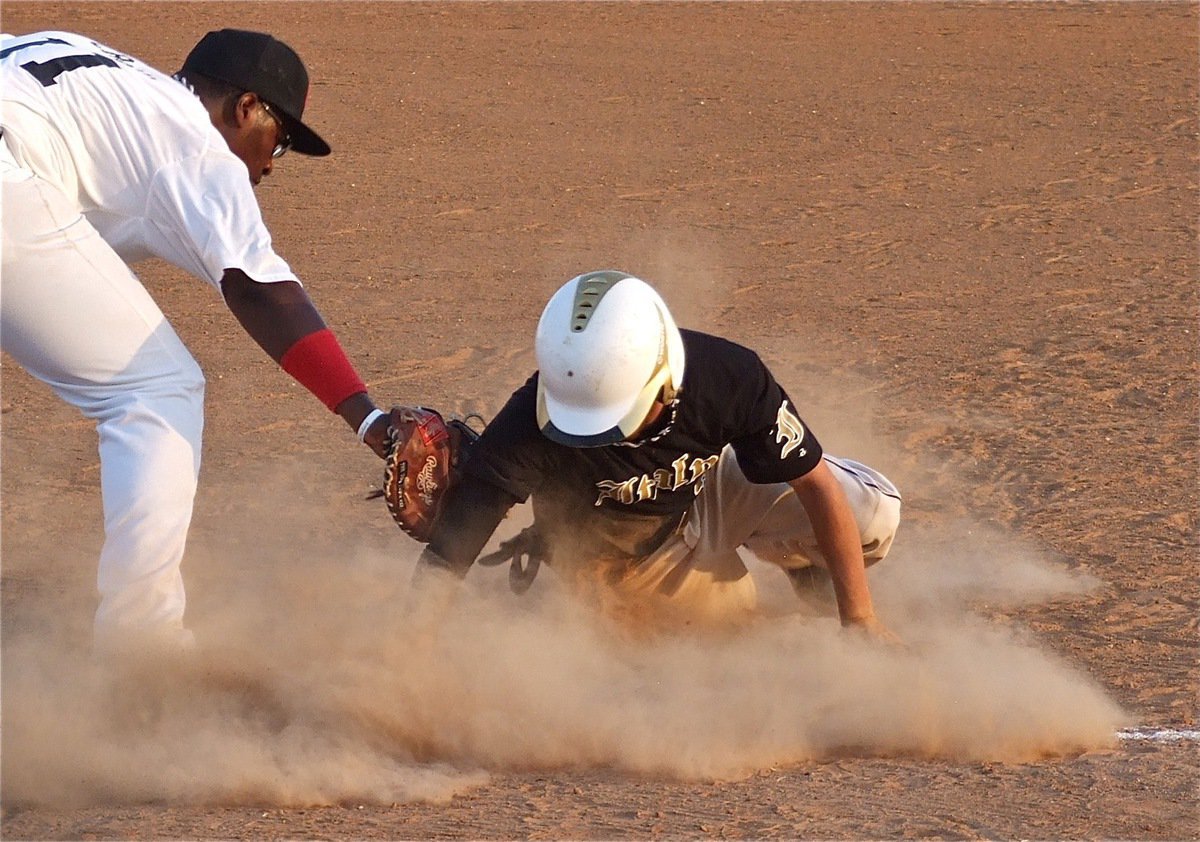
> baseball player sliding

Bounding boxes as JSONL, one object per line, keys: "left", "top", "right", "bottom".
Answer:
{"left": 0, "top": 30, "right": 394, "bottom": 656}
{"left": 409, "top": 271, "right": 902, "bottom": 639}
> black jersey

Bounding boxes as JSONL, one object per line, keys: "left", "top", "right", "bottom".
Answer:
{"left": 427, "top": 330, "right": 823, "bottom": 570}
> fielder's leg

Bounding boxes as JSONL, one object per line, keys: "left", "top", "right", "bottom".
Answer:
{"left": 1, "top": 154, "right": 204, "bottom": 654}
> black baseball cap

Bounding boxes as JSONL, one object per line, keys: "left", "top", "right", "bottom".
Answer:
{"left": 181, "top": 29, "right": 330, "bottom": 156}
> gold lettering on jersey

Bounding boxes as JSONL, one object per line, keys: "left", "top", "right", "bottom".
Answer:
{"left": 774, "top": 400, "right": 807, "bottom": 460}
{"left": 652, "top": 467, "right": 675, "bottom": 490}
{"left": 672, "top": 455, "right": 689, "bottom": 488}
{"left": 594, "top": 453, "right": 720, "bottom": 506}
{"left": 637, "top": 474, "right": 657, "bottom": 501}
{"left": 595, "top": 477, "right": 636, "bottom": 505}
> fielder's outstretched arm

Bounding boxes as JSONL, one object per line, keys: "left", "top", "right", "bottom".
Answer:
{"left": 220, "top": 268, "right": 390, "bottom": 456}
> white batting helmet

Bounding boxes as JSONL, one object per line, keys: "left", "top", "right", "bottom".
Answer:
{"left": 535, "top": 270, "right": 685, "bottom": 447}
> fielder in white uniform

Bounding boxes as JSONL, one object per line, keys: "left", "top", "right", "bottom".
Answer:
{"left": 1, "top": 30, "right": 395, "bottom": 655}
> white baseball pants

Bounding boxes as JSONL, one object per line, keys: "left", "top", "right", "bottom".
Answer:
{"left": 1, "top": 142, "right": 203, "bottom": 652}
{"left": 605, "top": 447, "right": 901, "bottom": 624}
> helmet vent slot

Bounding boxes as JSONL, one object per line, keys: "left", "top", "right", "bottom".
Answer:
{"left": 569, "top": 271, "right": 632, "bottom": 332}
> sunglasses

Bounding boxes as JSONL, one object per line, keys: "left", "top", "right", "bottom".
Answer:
{"left": 258, "top": 99, "right": 292, "bottom": 159}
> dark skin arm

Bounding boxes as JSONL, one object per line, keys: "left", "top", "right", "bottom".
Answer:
{"left": 197, "top": 83, "right": 389, "bottom": 456}
{"left": 220, "top": 268, "right": 391, "bottom": 456}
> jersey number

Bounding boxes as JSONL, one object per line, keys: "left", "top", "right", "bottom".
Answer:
{"left": 2, "top": 37, "right": 120, "bottom": 87}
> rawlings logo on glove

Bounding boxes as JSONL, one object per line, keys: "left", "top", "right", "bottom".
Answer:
{"left": 371, "top": 406, "right": 482, "bottom": 542}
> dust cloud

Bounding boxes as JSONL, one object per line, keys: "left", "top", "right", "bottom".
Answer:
{"left": 2, "top": 506, "right": 1127, "bottom": 808}
{"left": 1, "top": 279, "right": 1128, "bottom": 808}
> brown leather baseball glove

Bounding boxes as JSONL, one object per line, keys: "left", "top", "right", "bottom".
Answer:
{"left": 371, "top": 406, "right": 482, "bottom": 542}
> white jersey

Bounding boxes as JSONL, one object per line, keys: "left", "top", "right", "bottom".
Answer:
{"left": 0, "top": 31, "right": 295, "bottom": 288}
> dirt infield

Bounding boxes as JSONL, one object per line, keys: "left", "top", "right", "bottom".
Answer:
{"left": 2, "top": 2, "right": 1196, "bottom": 839}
